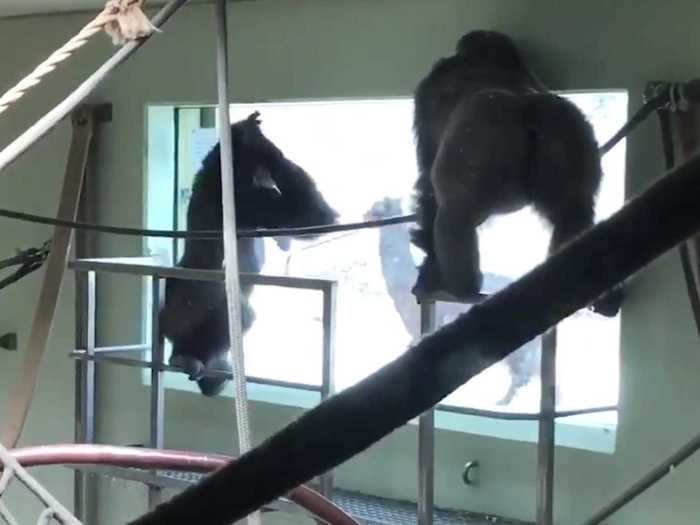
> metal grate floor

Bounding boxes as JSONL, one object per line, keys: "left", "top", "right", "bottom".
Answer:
{"left": 330, "top": 488, "right": 527, "bottom": 525}
{"left": 78, "top": 466, "right": 527, "bottom": 525}
{"left": 155, "top": 470, "right": 528, "bottom": 525}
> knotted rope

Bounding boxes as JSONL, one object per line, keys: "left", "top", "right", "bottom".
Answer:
{"left": 0, "top": 0, "right": 157, "bottom": 116}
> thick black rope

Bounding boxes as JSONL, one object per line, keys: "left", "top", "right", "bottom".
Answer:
{"left": 130, "top": 146, "right": 700, "bottom": 525}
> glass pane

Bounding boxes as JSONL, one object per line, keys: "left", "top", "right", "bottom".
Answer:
{"left": 244, "top": 284, "right": 323, "bottom": 386}
{"left": 153, "top": 92, "right": 627, "bottom": 423}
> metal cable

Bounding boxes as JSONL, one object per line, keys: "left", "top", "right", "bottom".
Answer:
{"left": 0, "top": 206, "right": 417, "bottom": 239}
{"left": 0, "top": 240, "right": 51, "bottom": 292}
{"left": 598, "top": 88, "right": 671, "bottom": 156}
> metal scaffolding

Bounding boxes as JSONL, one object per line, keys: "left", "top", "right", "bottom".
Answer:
{"left": 416, "top": 298, "right": 599, "bottom": 525}
{"left": 68, "top": 256, "right": 620, "bottom": 525}
{"left": 69, "top": 256, "right": 338, "bottom": 520}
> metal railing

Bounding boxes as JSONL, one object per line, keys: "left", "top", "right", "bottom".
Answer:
{"left": 69, "top": 255, "right": 623, "bottom": 525}
{"left": 69, "top": 256, "right": 338, "bottom": 520}
{"left": 416, "top": 296, "right": 617, "bottom": 525}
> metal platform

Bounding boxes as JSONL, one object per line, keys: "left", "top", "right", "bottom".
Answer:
{"left": 331, "top": 488, "right": 529, "bottom": 525}
{"left": 69, "top": 256, "right": 618, "bottom": 525}
{"left": 69, "top": 463, "right": 528, "bottom": 525}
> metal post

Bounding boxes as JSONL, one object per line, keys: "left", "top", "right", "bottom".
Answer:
{"left": 536, "top": 328, "right": 557, "bottom": 525}
{"left": 74, "top": 270, "right": 96, "bottom": 521}
{"left": 418, "top": 301, "right": 436, "bottom": 525}
{"left": 319, "top": 282, "right": 338, "bottom": 498}
{"left": 73, "top": 272, "right": 86, "bottom": 519}
{"left": 73, "top": 105, "right": 100, "bottom": 520}
{"left": 148, "top": 277, "right": 165, "bottom": 509}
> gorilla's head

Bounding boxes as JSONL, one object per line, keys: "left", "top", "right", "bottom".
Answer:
{"left": 203, "top": 111, "right": 339, "bottom": 237}
{"left": 455, "top": 30, "right": 525, "bottom": 71}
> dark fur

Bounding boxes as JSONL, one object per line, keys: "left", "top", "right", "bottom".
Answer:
{"left": 159, "top": 112, "right": 338, "bottom": 396}
{"left": 411, "top": 30, "right": 622, "bottom": 315}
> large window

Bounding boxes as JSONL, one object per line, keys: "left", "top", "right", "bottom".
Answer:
{"left": 145, "top": 92, "right": 628, "bottom": 452}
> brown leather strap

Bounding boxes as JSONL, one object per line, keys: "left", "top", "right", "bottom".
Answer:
{"left": 2, "top": 107, "right": 95, "bottom": 448}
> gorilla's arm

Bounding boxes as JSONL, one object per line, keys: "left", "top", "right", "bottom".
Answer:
{"left": 178, "top": 149, "right": 225, "bottom": 270}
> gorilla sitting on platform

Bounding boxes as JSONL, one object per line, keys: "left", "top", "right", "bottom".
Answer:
{"left": 159, "top": 112, "right": 338, "bottom": 397}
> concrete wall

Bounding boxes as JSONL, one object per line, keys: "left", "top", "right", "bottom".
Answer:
{"left": 0, "top": 1, "right": 699, "bottom": 523}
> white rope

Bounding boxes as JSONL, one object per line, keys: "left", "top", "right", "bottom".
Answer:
{"left": 214, "top": 3, "right": 261, "bottom": 525}
{"left": 0, "top": 444, "right": 82, "bottom": 525}
{"left": 0, "top": 1, "right": 156, "bottom": 116}
{"left": 0, "top": 501, "right": 20, "bottom": 525}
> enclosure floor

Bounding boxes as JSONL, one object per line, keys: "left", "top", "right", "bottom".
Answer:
{"left": 81, "top": 466, "right": 527, "bottom": 525}
{"left": 154, "top": 470, "right": 529, "bottom": 525}
{"left": 329, "top": 488, "right": 529, "bottom": 525}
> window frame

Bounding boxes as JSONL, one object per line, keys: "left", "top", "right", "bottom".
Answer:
{"left": 142, "top": 91, "right": 628, "bottom": 454}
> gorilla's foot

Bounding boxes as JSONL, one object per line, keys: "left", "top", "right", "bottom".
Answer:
{"left": 590, "top": 285, "right": 624, "bottom": 318}
{"left": 411, "top": 278, "right": 433, "bottom": 299}
{"left": 170, "top": 354, "right": 205, "bottom": 381}
{"left": 197, "top": 377, "right": 229, "bottom": 397}
{"left": 197, "top": 356, "right": 232, "bottom": 398}
{"left": 411, "top": 259, "right": 442, "bottom": 298}
{"left": 440, "top": 270, "right": 483, "bottom": 303}
{"left": 412, "top": 268, "right": 482, "bottom": 304}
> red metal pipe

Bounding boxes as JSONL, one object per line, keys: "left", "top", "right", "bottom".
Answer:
{"left": 10, "top": 444, "right": 359, "bottom": 525}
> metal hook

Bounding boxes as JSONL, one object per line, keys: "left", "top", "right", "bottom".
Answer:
{"left": 462, "top": 460, "right": 479, "bottom": 486}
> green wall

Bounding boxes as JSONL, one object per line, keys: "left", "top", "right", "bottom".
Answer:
{"left": 1, "top": 1, "right": 699, "bottom": 523}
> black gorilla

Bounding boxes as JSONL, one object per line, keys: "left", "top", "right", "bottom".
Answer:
{"left": 159, "top": 112, "right": 338, "bottom": 397}
{"left": 411, "top": 30, "right": 622, "bottom": 316}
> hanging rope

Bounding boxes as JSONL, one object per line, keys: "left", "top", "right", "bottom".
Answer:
{"left": 0, "top": 1, "right": 156, "bottom": 116}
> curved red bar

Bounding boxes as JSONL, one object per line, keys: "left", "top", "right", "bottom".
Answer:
{"left": 10, "top": 444, "right": 359, "bottom": 525}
